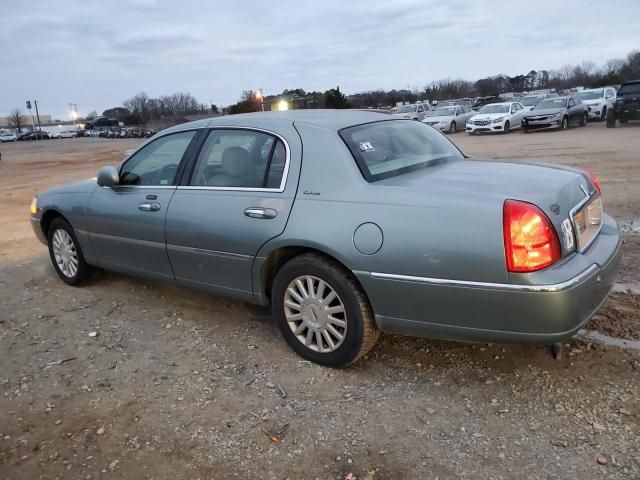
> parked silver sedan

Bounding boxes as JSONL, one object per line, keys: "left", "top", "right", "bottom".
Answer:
{"left": 30, "top": 111, "right": 621, "bottom": 367}
{"left": 422, "top": 105, "right": 475, "bottom": 133}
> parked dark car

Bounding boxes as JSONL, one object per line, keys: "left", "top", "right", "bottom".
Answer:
{"left": 606, "top": 80, "right": 640, "bottom": 128}
{"left": 521, "top": 96, "right": 588, "bottom": 132}
{"left": 18, "top": 131, "right": 50, "bottom": 141}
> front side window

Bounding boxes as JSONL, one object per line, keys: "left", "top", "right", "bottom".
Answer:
{"left": 568, "top": 98, "right": 576, "bottom": 107}
{"left": 119, "top": 130, "right": 196, "bottom": 186}
{"left": 190, "top": 129, "right": 286, "bottom": 189}
{"left": 340, "top": 120, "right": 464, "bottom": 182}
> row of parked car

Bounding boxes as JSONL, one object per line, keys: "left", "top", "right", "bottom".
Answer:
{"left": 0, "top": 127, "right": 157, "bottom": 142}
{"left": 392, "top": 81, "right": 640, "bottom": 135}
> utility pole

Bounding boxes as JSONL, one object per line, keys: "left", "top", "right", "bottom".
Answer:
{"left": 34, "top": 100, "right": 42, "bottom": 136}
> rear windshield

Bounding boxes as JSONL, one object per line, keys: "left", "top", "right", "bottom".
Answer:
{"left": 620, "top": 83, "right": 640, "bottom": 95}
{"left": 340, "top": 120, "right": 463, "bottom": 182}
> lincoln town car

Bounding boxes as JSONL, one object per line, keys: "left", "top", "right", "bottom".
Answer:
{"left": 30, "top": 111, "right": 621, "bottom": 367}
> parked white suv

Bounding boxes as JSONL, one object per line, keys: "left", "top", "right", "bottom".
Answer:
{"left": 575, "top": 87, "right": 617, "bottom": 121}
{"left": 466, "top": 102, "right": 526, "bottom": 134}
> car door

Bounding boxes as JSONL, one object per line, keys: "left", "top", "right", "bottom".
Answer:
{"left": 86, "top": 129, "right": 200, "bottom": 280}
{"left": 567, "top": 97, "right": 578, "bottom": 124}
{"left": 164, "top": 126, "right": 301, "bottom": 300}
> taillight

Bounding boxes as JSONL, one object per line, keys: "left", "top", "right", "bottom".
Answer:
{"left": 503, "top": 200, "right": 561, "bottom": 272}
{"left": 582, "top": 168, "right": 601, "bottom": 194}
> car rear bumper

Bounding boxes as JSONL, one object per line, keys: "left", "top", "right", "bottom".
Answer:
{"left": 355, "top": 214, "right": 621, "bottom": 344}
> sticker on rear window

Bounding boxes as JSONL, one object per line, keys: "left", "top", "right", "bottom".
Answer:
{"left": 358, "top": 142, "right": 374, "bottom": 152}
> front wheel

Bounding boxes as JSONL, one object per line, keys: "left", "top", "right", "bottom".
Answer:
{"left": 47, "top": 218, "right": 92, "bottom": 285}
{"left": 606, "top": 110, "right": 616, "bottom": 128}
{"left": 449, "top": 122, "right": 457, "bottom": 134}
{"left": 601, "top": 106, "right": 607, "bottom": 121}
{"left": 560, "top": 116, "right": 569, "bottom": 130}
{"left": 271, "top": 254, "right": 380, "bottom": 367}
{"left": 580, "top": 112, "right": 587, "bottom": 126}
{"left": 503, "top": 121, "right": 510, "bottom": 134}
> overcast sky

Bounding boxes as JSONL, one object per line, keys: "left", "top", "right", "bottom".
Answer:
{"left": 1, "top": 0, "right": 638, "bottom": 119}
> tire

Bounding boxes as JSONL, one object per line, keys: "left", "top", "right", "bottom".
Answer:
{"left": 560, "top": 116, "right": 569, "bottom": 130}
{"left": 580, "top": 112, "right": 587, "bottom": 126}
{"left": 606, "top": 110, "right": 616, "bottom": 128}
{"left": 271, "top": 253, "right": 380, "bottom": 367}
{"left": 503, "top": 120, "right": 510, "bottom": 134}
{"left": 468, "top": 131, "right": 476, "bottom": 136}
{"left": 449, "top": 122, "right": 456, "bottom": 134}
{"left": 47, "top": 218, "right": 92, "bottom": 286}
{"left": 620, "top": 118, "right": 628, "bottom": 124}
{"left": 601, "top": 106, "right": 607, "bottom": 122}
{"left": 522, "top": 128, "right": 529, "bottom": 134}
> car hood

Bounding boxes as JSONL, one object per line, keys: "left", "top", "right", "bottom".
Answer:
{"left": 524, "top": 108, "right": 565, "bottom": 117}
{"left": 376, "top": 159, "right": 592, "bottom": 234}
{"left": 470, "top": 112, "right": 507, "bottom": 121}
{"left": 582, "top": 99, "right": 605, "bottom": 106}
{"left": 38, "top": 178, "right": 98, "bottom": 197}
{"left": 423, "top": 115, "right": 452, "bottom": 123}
{"left": 393, "top": 112, "right": 415, "bottom": 118}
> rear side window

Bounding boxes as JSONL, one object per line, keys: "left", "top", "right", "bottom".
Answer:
{"left": 340, "top": 120, "right": 464, "bottom": 182}
{"left": 190, "top": 129, "right": 286, "bottom": 189}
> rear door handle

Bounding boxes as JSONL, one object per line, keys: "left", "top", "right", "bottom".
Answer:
{"left": 138, "top": 202, "right": 161, "bottom": 212}
{"left": 244, "top": 207, "right": 277, "bottom": 219}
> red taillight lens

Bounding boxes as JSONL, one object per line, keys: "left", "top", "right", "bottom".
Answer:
{"left": 582, "top": 168, "right": 601, "bottom": 194}
{"left": 503, "top": 200, "right": 561, "bottom": 272}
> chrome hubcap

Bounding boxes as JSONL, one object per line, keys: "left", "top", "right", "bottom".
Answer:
{"left": 52, "top": 229, "right": 78, "bottom": 278}
{"left": 284, "top": 275, "right": 347, "bottom": 353}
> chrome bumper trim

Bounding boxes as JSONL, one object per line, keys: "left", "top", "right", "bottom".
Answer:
{"left": 369, "top": 264, "right": 599, "bottom": 293}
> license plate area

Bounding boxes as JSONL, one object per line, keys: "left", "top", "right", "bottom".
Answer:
{"left": 571, "top": 195, "right": 603, "bottom": 252}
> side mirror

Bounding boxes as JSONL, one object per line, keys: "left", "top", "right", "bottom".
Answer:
{"left": 97, "top": 166, "right": 119, "bottom": 187}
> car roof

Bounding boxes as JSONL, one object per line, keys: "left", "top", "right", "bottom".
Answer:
{"left": 161, "top": 110, "right": 394, "bottom": 135}
{"left": 622, "top": 80, "right": 640, "bottom": 86}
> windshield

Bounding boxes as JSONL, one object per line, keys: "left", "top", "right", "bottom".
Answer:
{"left": 479, "top": 104, "right": 509, "bottom": 114}
{"left": 520, "top": 96, "right": 542, "bottom": 106}
{"left": 534, "top": 98, "right": 567, "bottom": 110}
{"left": 620, "top": 83, "right": 640, "bottom": 95}
{"left": 575, "top": 89, "right": 604, "bottom": 101}
{"left": 396, "top": 105, "right": 415, "bottom": 113}
{"left": 432, "top": 107, "right": 456, "bottom": 116}
{"left": 340, "top": 120, "right": 463, "bottom": 182}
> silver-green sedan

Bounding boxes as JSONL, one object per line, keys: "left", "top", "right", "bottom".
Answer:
{"left": 30, "top": 111, "right": 621, "bottom": 367}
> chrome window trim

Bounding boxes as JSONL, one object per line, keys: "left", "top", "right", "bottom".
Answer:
{"left": 369, "top": 264, "right": 598, "bottom": 293}
{"left": 569, "top": 187, "right": 603, "bottom": 253}
{"left": 182, "top": 126, "right": 292, "bottom": 193}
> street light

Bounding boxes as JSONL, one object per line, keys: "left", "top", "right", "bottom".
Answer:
{"left": 255, "top": 89, "right": 264, "bottom": 111}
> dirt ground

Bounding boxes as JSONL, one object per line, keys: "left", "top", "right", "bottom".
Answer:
{"left": 0, "top": 125, "right": 638, "bottom": 479}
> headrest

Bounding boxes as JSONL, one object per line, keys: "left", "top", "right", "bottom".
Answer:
{"left": 221, "top": 147, "right": 252, "bottom": 177}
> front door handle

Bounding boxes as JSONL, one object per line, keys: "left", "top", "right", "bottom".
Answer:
{"left": 244, "top": 207, "right": 277, "bottom": 219}
{"left": 138, "top": 202, "right": 161, "bottom": 212}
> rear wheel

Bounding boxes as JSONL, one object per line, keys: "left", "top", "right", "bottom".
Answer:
{"left": 47, "top": 218, "right": 92, "bottom": 285}
{"left": 449, "top": 122, "right": 457, "bottom": 134}
{"left": 272, "top": 254, "right": 380, "bottom": 367}
{"left": 503, "top": 121, "right": 510, "bottom": 134}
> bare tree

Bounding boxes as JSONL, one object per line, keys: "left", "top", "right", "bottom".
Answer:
{"left": 8, "top": 108, "right": 24, "bottom": 133}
